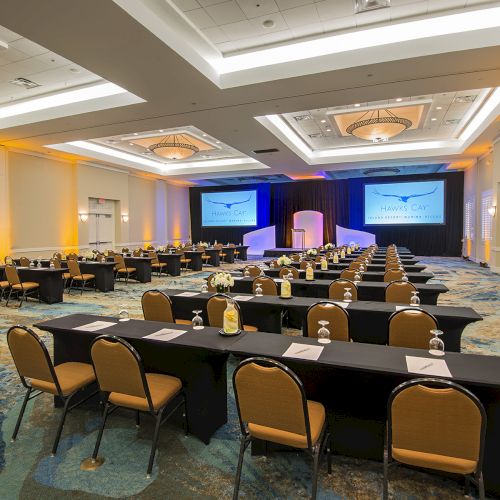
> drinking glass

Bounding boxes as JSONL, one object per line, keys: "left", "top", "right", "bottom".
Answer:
{"left": 82, "top": 257, "right": 87, "bottom": 262}
{"left": 255, "top": 284, "right": 263, "bottom": 296}
{"left": 343, "top": 287, "right": 352, "bottom": 302}
{"left": 410, "top": 291, "right": 420, "bottom": 307}
{"left": 49, "top": 260, "right": 55, "bottom": 269}
{"left": 270, "top": 262, "right": 275, "bottom": 269}
{"left": 317, "top": 320, "right": 331, "bottom": 344}
{"left": 29, "top": 260, "right": 34, "bottom": 268}
{"left": 200, "top": 282, "right": 208, "bottom": 293}
{"left": 118, "top": 305, "right": 130, "bottom": 322}
{"left": 354, "top": 271, "right": 361, "bottom": 282}
{"left": 287, "top": 271, "right": 294, "bottom": 281}
{"left": 37, "top": 260, "right": 42, "bottom": 268}
{"left": 244, "top": 269, "right": 250, "bottom": 277}
{"left": 429, "top": 329, "right": 445, "bottom": 356}
{"left": 192, "top": 310, "right": 204, "bottom": 330}
{"left": 401, "top": 273, "right": 409, "bottom": 282}
{"left": 359, "top": 264, "right": 365, "bottom": 273}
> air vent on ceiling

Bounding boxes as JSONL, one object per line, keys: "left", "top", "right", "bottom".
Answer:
{"left": 454, "top": 95, "right": 477, "bottom": 103}
{"left": 252, "top": 148, "right": 279, "bottom": 154}
{"left": 444, "top": 119, "right": 461, "bottom": 125}
{"left": 9, "top": 77, "right": 41, "bottom": 89}
{"left": 362, "top": 167, "right": 400, "bottom": 176}
{"left": 294, "top": 114, "right": 313, "bottom": 121}
{"left": 308, "top": 133, "right": 325, "bottom": 138}
{"left": 354, "top": 0, "right": 390, "bottom": 13}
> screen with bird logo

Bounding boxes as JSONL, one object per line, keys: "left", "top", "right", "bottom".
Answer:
{"left": 364, "top": 180, "right": 445, "bottom": 225}
{"left": 201, "top": 190, "right": 257, "bottom": 227}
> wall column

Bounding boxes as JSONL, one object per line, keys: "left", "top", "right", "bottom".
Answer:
{"left": 0, "top": 147, "right": 11, "bottom": 258}
{"left": 490, "top": 138, "right": 500, "bottom": 272}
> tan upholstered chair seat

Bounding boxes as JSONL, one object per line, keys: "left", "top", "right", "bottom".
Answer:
{"left": 30, "top": 362, "right": 95, "bottom": 396}
{"left": 108, "top": 372, "right": 182, "bottom": 411}
{"left": 392, "top": 447, "right": 477, "bottom": 475}
{"left": 248, "top": 400, "right": 325, "bottom": 449}
{"left": 117, "top": 267, "right": 135, "bottom": 273}
{"left": 180, "top": 258, "right": 191, "bottom": 263}
{"left": 175, "top": 319, "right": 192, "bottom": 325}
{"left": 12, "top": 282, "right": 39, "bottom": 290}
{"left": 243, "top": 325, "right": 258, "bottom": 332}
{"left": 72, "top": 273, "right": 95, "bottom": 281}
{"left": 152, "top": 262, "right": 166, "bottom": 268}
{"left": 1, "top": 280, "right": 9, "bottom": 288}
{"left": 62, "top": 272, "right": 71, "bottom": 280}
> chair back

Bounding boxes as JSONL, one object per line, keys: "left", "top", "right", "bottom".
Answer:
{"left": 299, "top": 260, "right": 316, "bottom": 270}
{"left": 67, "top": 252, "right": 78, "bottom": 260}
{"left": 51, "top": 258, "right": 62, "bottom": 269}
{"left": 67, "top": 259, "right": 81, "bottom": 277}
{"left": 388, "top": 308, "right": 438, "bottom": 349}
{"left": 91, "top": 336, "right": 153, "bottom": 411}
{"left": 349, "top": 261, "right": 363, "bottom": 270}
{"left": 243, "top": 265, "right": 262, "bottom": 278}
{"left": 206, "top": 273, "right": 217, "bottom": 292}
{"left": 148, "top": 251, "right": 159, "bottom": 265}
{"left": 19, "top": 257, "right": 30, "bottom": 267}
{"left": 388, "top": 378, "right": 486, "bottom": 475}
{"left": 7, "top": 326, "right": 60, "bottom": 394}
{"left": 133, "top": 249, "right": 142, "bottom": 257}
{"left": 306, "top": 302, "right": 350, "bottom": 341}
{"left": 5, "top": 265, "right": 21, "bottom": 286}
{"left": 290, "top": 254, "right": 301, "bottom": 262}
{"left": 328, "top": 279, "right": 358, "bottom": 301}
{"left": 207, "top": 293, "right": 243, "bottom": 329}
{"left": 4, "top": 256, "right": 13, "bottom": 264}
{"left": 141, "top": 290, "right": 175, "bottom": 323}
{"left": 146, "top": 245, "right": 155, "bottom": 250}
{"left": 279, "top": 266, "right": 299, "bottom": 279}
{"left": 121, "top": 248, "right": 129, "bottom": 253}
{"left": 233, "top": 357, "right": 313, "bottom": 449}
{"left": 53, "top": 252, "right": 63, "bottom": 260}
{"left": 340, "top": 269, "right": 360, "bottom": 281}
{"left": 314, "top": 255, "right": 323, "bottom": 263}
{"left": 114, "top": 254, "right": 126, "bottom": 270}
{"left": 384, "top": 269, "right": 404, "bottom": 282}
{"left": 252, "top": 277, "right": 277, "bottom": 296}
{"left": 385, "top": 281, "right": 417, "bottom": 303}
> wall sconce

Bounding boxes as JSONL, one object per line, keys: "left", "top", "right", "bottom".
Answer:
{"left": 121, "top": 214, "right": 129, "bottom": 223}
{"left": 79, "top": 213, "right": 89, "bottom": 222}
{"left": 487, "top": 206, "right": 496, "bottom": 217}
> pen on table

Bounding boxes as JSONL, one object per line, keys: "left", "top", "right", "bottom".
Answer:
{"left": 419, "top": 362, "right": 433, "bottom": 371}
{"left": 295, "top": 348, "right": 310, "bottom": 354}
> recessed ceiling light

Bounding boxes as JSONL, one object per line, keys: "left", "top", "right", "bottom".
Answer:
{"left": 262, "top": 19, "right": 275, "bottom": 28}
{"left": 69, "top": 67, "right": 81, "bottom": 73}
{"left": 396, "top": 98, "right": 403, "bottom": 102}
{"left": 354, "top": 103, "right": 361, "bottom": 107}
{"left": 202, "top": 133, "right": 208, "bottom": 137}
{"left": 321, "top": 119, "right": 327, "bottom": 123}
{"left": 159, "top": 129, "right": 164, "bottom": 132}
{"left": 133, "top": 132, "right": 138, "bottom": 136}
{"left": 431, "top": 118, "right": 437, "bottom": 121}
{"left": 216, "top": 140, "right": 221, "bottom": 144}
{"left": 326, "top": 128, "right": 331, "bottom": 132}
{"left": 436, "top": 106, "right": 442, "bottom": 110}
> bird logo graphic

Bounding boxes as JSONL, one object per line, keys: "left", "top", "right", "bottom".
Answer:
{"left": 372, "top": 186, "right": 437, "bottom": 203}
{"left": 207, "top": 194, "right": 252, "bottom": 209}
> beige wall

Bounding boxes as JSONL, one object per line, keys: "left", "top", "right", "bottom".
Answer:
{"left": 2, "top": 149, "right": 191, "bottom": 259}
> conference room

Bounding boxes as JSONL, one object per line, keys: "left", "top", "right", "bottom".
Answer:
{"left": 1, "top": 1, "right": 500, "bottom": 499}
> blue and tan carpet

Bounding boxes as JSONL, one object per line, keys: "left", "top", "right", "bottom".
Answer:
{"left": 0, "top": 257, "right": 499, "bottom": 499}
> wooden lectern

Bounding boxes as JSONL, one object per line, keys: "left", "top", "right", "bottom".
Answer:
{"left": 291, "top": 228, "right": 306, "bottom": 249}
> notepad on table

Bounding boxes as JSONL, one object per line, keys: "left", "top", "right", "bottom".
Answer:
{"left": 333, "top": 302, "right": 349, "bottom": 309}
{"left": 283, "top": 342, "right": 324, "bottom": 361}
{"left": 274, "top": 278, "right": 284, "bottom": 283}
{"left": 405, "top": 356, "right": 452, "bottom": 377}
{"left": 143, "top": 329, "right": 186, "bottom": 342}
{"left": 73, "top": 321, "right": 116, "bottom": 332}
{"left": 176, "top": 291, "right": 199, "bottom": 297}
{"left": 233, "top": 295, "right": 253, "bottom": 301}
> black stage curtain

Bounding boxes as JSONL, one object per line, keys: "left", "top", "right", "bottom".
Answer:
{"left": 348, "top": 172, "right": 464, "bottom": 256}
{"left": 270, "top": 180, "right": 350, "bottom": 247}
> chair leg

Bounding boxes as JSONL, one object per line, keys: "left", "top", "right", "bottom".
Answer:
{"left": 6, "top": 288, "right": 13, "bottom": 307}
{"left": 51, "top": 394, "right": 73, "bottom": 455}
{"left": 147, "top": 412, "right": 163, "bottom": 477}
{"left": 465, "top": 476, "right": 471, "bottom": 496}
{"left": 68, "top": 279, "right": 73, "bottom": 295}
{"left": 135, "top": 410, "right": 140, "bottom": 428}
{"left": 11, "top": 388, "right": 32, "bottom": 441}
{"left": 182, "top": 396, "right": 189, "bottom": 436}
{"left": 383, "top": 449, "right": 389, "bottom": 500}
{"left": 311, "top": 443, "right": 321, "bottom": 500}
{"left": 478, "top": 472, "right": 485, "bottom": 500}
{"left": 92, "top": 402, "right": 111, "bottom": 460}
{"left": 233, "top": 435, "right": 249, "bottom": 500}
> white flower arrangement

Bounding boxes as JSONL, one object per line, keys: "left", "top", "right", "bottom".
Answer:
{"left": 306, "top": 248, "right": 318, "bottom": 257}
{"left": 83, "top": 251, "right": 94, "bottom": 260}
{"left": 276, "top": 255, "right": 291, "bottom": 266}
{"left": 210, "top": 272, "right": 235, "bottom": 290}
{"left": 199, "top": 241, "right": 209, "bottom": 248}
{"left": 324, "top": 243, "right": 334, "bottom": 250}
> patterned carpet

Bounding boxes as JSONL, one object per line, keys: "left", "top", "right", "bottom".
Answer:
{"left": 0, "top": 257, "right": 499, "bottom": 499}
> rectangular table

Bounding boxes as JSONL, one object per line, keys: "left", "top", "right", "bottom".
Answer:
{"left": 230, "top": 277, "right": 448, "bottom": 304}
{"left": 157, "top": 253, "right": 182, "bottom": 276}
{"left": 161, "top": 289, "right": 480, "bottom": 351}
{"left": 270, "top": 261, "right": 427, "bottom": 273}
{"left": 183, "top": 251, "right": 204, "bottom": 271}
{"left": 236, "top": 245, "right": 249, "bottom": 260}
{"left": 204, "top": 248, "right": 220, "bottom": 267}
{"left": 62, "top": 261, "right": 116, "bottom": 292}
{"left": 35, "top": 314, "right": 243, "bottom": 444}
{"left": 124, "top": 257, "right": 153, "bottom": 283}
{"left": 262, "top": 268, "right": 434, "bottom": 283}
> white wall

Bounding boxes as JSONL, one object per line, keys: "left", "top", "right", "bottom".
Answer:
{"left": 166, "top": 183, "right": 191, "bottom": 243}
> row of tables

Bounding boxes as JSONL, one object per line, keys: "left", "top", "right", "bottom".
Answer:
{"left": 35, "top": 313, "right": 500, "bottom": 496}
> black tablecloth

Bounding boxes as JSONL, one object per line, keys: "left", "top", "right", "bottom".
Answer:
{"left": 236, "top": 245, "right": 249, "bottom": 260}
{"left": 269, "top": 261, "right": 426, "bottom": 273}
{"left": 157, "top": 253, "right": 182, "bottom": 276}
{"left": 221, "top": 247, "right": 235, "bottom": 263}
{"left": 61, "top": 261, "right": 115, "bottom": 292}
{"left": 262, "top": 268, "right": 434, "bottom": 283}
{"left": 161, "top": 288, "right": 480, "bottom": 351}
{"left": 124, "top": 257, "right": 153, "bottom": 282}
{"left": 204, "top": 248, "right": 220, "bottom": 267}
{"left": 183, "top": 251, "right": 204, "bottom": 271}
{"left": 230, "top": 277, "right": 448, "bottom": 304}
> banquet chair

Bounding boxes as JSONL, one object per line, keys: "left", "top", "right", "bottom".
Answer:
{"left": 53, "top": 252, "right": 63, "bottom": 260}
{"left": 121, "top": 247, "right": 130, "bottom": 253}
{"left": 51, "top": 258, "right": 71, "bottom": 288}
{"left": 67, "top": 252, "right": 78, "bottom": 260}
{"left": 4, "top": 265, "right": 40, "bottom": 307}
{"left": 90, "top": 335, "right": 187, "bottom": 477}
{"left": 141, "top": 290, "right": 191, "bottom": 325}
{"left": 232, "top": 357, "right": 331, "bottom": 499}
{"left": 384, "top": 378, "right": 486, "bottom": 500}
{"left": 0, "top": 278, "right": 10, "bottom": 303}
{"left": 268, "top": 259, "right": 278, "bottom": 268}
{"left": 299, "top": 260, "right": 317, "bottom": 271}
{"left": 385, "top": 281, "right": 417, "bottom": 304}
{"left": 243, "top": 265, "right": 262, "bottom": 278}
{"left": 348, "top": 261, "right": 364, "bottom": 271}
{"left": 4, "top": 255, "right": 14, "bottom": 264}
{"left": 114, "top": 254, "right": 136, "bottom": 284}
{"left": 215, "top": 244, "right": 227, "bottom": 262}
{"left": 148, "top": 251, "right": 167, "bottom": 277}
{"left": 206, "top": 294, "right": 257, "bottom": 331}
{"left": 388, "top": 309, "right": 438, "bottom": 349}
{"left": 206, "top": 273, "right": 217, "bottom": 292}
{"left": 229, "top": 243, "right": 240, "bottom": 259}
{"left": 133, "top": 249, "right": 143, "bottom": 257}
{"left": 196, "top": 246, "right": 211, "bottom": 265}
{"left": 328, "top": 279, "right": 358, "bottom": 301}
{"left": 314, "top": 255, "right": 323, "bottom": 263}
{"left": 252, "top": 276, "right": 278, "bottom": 296}
{"left": 384, "top": 269, "right": 404, "bottom": 282}
{"left": 146, "top": 245, "right": 155, "bottom": 250}
{"left": 7, "top": 326, "right": 97, "bottom": 455}
{"left": 19, "top": 256, "right": 30, "bottom": 267}
{"left": 177, "top": 249, "right": 191, "bottom": 271}
{"left": 279, "top": 266, "right": 299, "bottom": 279}
{"left": 306, "top": 302, "right": 350, "bottom": 341}
{"left": 340, "top": 269, "right": 361, "bottom": 281}
{"left": 290, "top": 254, "right": 301, "bottom": 262}
{"left": 67, "top": 259, "right": 96, "bottom": 295}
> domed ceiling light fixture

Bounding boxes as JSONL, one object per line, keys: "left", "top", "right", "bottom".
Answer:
{"left": 148, "top": 134, "right": 199, "bottom": 160}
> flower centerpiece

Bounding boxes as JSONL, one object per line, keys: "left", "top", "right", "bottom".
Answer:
{"left": 276, "top": 255, "right": 291, "bottom": 266}
{"left": 324, "top": 243, "right": 334, "bottom": 251}
{"left": 306, "top": 248, "right": 318, "bottom": 257}
{"left": 210, "top": 272, "right": 235, "bottom": 293}
{"left": 199, "top": 241, "right": 209, "bottom": 248}
{"left": 83, "top": 251, "right": 94, "bottom": 261}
